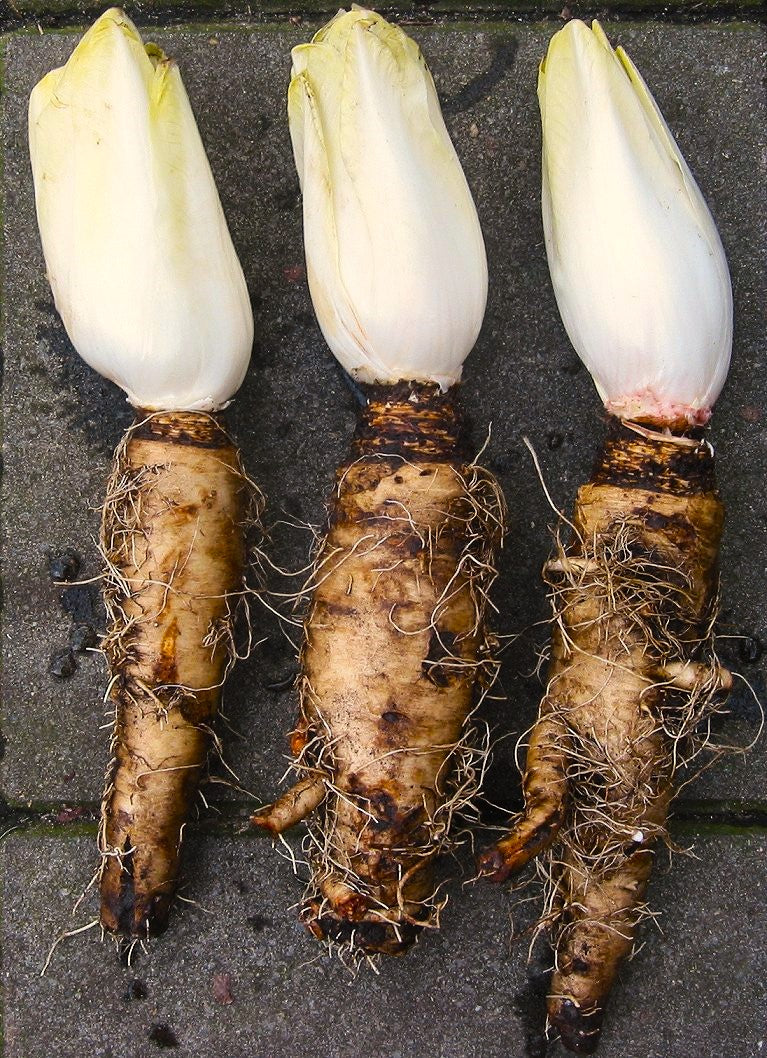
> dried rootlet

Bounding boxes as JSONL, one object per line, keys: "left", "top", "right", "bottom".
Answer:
{"left": 254, "top": 385, "right": 505, "bottom": 957}
{"left": 480, "top": 421, "right": 731, "bottom": 1053}
{"left": 99, "top": 411, "right": 261, "bottom": 937}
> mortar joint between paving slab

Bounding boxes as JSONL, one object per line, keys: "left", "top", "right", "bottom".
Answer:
{"left": 2, "top": 799, "right": 766, "bottom": 843}
{"left": 2, "top": 1, "right": 766, "bottom": 34}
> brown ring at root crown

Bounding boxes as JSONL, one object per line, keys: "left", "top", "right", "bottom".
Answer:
{"left": 351, "top": 381, "right": 467, "bottom": 460}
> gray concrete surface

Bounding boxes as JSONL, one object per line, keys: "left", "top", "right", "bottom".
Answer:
{"left": 1, "top": 831, "right": 765, "bottom": 1058}
{"left": 1, "top": 17, "right": 766, "bottom": 1058}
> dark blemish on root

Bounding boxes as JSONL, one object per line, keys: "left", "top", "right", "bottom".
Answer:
{"left": 116, "top": 853, "right": 137, "bottom": 935}
{"left": 345, "top": 777, "right": 402, "bottom": 829}
{"left": 116, "top": 808, "right": 133, "bottom": 829}
{"left": 639, "top": 509, "right": 696, "bottom": 550}
{"left": 370, "top": 790, "right": 399, "bottom": 827}
{"left": 521, "top": 818, "right": 559, "bottom": 857}
{"left": 149, "top": 1023, "right": 180, "bottom": 1049}
{"left": 131, "top": 410, "right": 230, "bottom": 450}
{"left": 352, "top": 382, "right": 465, "bottom": 460}
{"left": 550, "top": 999, "right": 604, "bottom": 1056}
{"left": 377, "top": 707, "right": 410, "bottom": 750}
{"left": 317, "top": 599, "right": 359, "bottom": 619}
{"left": 177, "top": 694, "right": 218, "bottom": 727}
{"left": 380, "top": 709, "right": 408, "bottom": 727}
{"left": 308, "top": 908, "right": 423, "bottom": 955}
{"left": 49, "top": 648, "right": 77, "bottom": 679}
{"left": 102, "top": 839, "right": 151, "bottom": 940}
{"left": 422, "top": 630, "right": 459, "bottom": 687}
{"left": 154, "top": 619, "right": 180, "bottom": 686}
{"left": 594, "top": 420, "right": 716, "bottom": 495}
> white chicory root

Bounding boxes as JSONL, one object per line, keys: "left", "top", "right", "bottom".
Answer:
{"left": 480, "top": 20, "right": 734, "bottom": 1053}
{"left": 252, "top": 7, "right": 506, "bottom": 958}
{"left": 29, "top": 8, "right": 262, "bottom": 938}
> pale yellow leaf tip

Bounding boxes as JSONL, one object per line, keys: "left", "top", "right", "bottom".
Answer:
{"left": 84, "top": 7, "right": 141, "bottom": 44}
{"left": 590, "top": 19, "right": 612, "bottom": 50}
{"left": 145, "top": 41, "right": 170, "bottom": 68}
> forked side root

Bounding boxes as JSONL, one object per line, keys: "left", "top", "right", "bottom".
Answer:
{"left": 483, "top": 422, "right": 731, "bottom": 1053}
{"left": 99, "top": 411, "right": 263, "bottom": 938}
{"left": 477, "top": 708, "right": 569, "bottom": 882}
{"left": 257, "top": 383, "right": 506, "bottom": 959}
{"left": 251, "top": 775, "right": 327, "bottom": 834}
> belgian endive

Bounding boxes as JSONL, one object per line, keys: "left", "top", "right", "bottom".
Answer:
{"left": 481, "top": 20, "right": 736, "bottom": 1053}
{"left": 288, "top": 6, "right": 487, "bottom": 389}
{"left": 28, "top": 9, "right": 262, "bottom": 941}
{"left": 251, "top": 7, "right": 506, "bottom": 962}
{"left": 29, "top": 7, "right": 253, "bottom": 411}
{"left": 539, "top": 18, "right": 732, "bottom": 426}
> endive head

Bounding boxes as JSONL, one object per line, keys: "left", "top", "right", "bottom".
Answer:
{"left": 539, "top": 19, "right": 732, "bottom": 427}
{"left": 288, "top": 6, "right": 487, "bottom": 390}
{"left": 28, "top": 9, "right": 253, "bottom": 412}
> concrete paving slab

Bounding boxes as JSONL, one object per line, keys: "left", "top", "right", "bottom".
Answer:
{"left": 0, "top": 828, "right": 764, "bottom": 1058}
{"left": 2, "top": 22, "right": 765, "bottom": 817}
{"left": 1, "top": 19, "right": 766, "bottom": 1058}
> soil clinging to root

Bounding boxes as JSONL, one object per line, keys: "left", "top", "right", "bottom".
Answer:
{"left": 255, "top": 384, "right": 506, "bottom": 960}
{"left": 482, "top": 421, "right": 731, "bottom": 1053}
{"left": 99, "top": 410, "right": 263, "bottom": 939}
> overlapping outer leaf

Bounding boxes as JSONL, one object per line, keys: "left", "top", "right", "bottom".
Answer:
{"left": 539, "top": 19, "right": 732, "bottom": 426}
{"left": 29, "top": 8, "right": 253, "bottom": 411}
{"left": 289, "top": 6, "right": 487, "bottom": 390}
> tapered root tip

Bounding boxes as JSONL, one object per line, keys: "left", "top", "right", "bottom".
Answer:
{"left": 301, "top": 898, "right": 423, "bottom": 956}
{"left": 250, "top": 777, "right": 327, "bottom": 835}
{"left": 100, "top": 858, "right": 172, "bottom": 939}
{"left": 548, "top": 998, "right": 604, "bottom": 1055}
{"left": 476, "top": 844, "right": 515, "bottom": 883}
{"left": 100, "top": 888, "right": 172, "bottom": 939}
{"left": 250, "top": 810, "right": 280, "bottom": 835}
{"left": 477, "top": 814, "right": 562, "bottom": 882}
